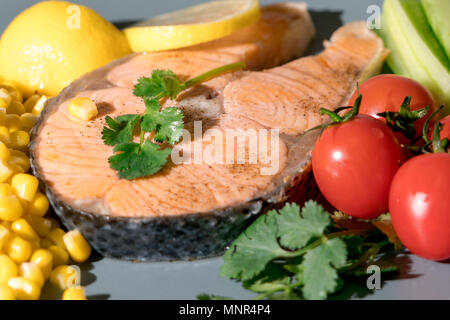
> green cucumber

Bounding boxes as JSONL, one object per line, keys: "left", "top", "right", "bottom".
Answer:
{"left": 380, "top": 0, "right": 450, "bottom": 115}
{"left": 422, "top": 0, "right": 450, "bottom": 59}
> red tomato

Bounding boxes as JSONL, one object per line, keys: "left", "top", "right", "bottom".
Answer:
{"left": 389, "top": 153, "right": 450, "bottom": 261}
{"left": 348, "top": 75, "right": 434, "bottom": 144}
{"left": 312, "top": 115, "right": 405, "bottom": 219}
{"left": 439, "top": 116, "right": 450, "bottom": 139}
{"left": 426, "top": 116, "right": 450, "bottom": 144}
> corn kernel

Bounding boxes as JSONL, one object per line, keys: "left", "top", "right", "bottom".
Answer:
{"left": 0, "top": 160, "right": 21, "bottom": 183}
{"left": 0, "top": 224, "right": 12, "bottom": 250}
{"left": 0, "top": 88, "right": 12, "bottom": 107}
{"left": 1, "top": 221, "right": 11, "bottom": 230}
{"left": 63, "top": 229, "right": 91, "bottom": 263}
{"left": 28, "top": 193, "right": 49, "bottom": 218}
{"left": 0, "top": 194, "right": 23, "bottom": 221}
{"left": 0, "top": 254, "right": 18, "bottom": 285}
{"left": 0, "top": 126, "right": 10, "bottom": 145}
{"left": 32, "top": 96, "right": 48, "bottom": 115}
{"left": 26, "top": 215, "right": 52, "bottom": 237}
{"left": 0, "top": 82, "right": 22, "bottom": 103}
{"left": 12, "top": 174, "right": 39, "bottom": 202}
{"left": 29, "top": 240, "right": 40, "bottom": 252}
{"left": 40, "top": 238, "right": 53, "bottom": 249}
{"left": 0, "top": 183, "right": 13, "bottom": 197}
{"left": 50, "top": 265, "right": 80, "bottom": 290}
{"left": 0, "top": 100, "right": 8, "bottom": 111}
{"left": 68, "top": 97, "right": 98, "bottom": 121}
{"left": 8, "top": 100, "right": 25, "bottom": 115}
{"left": 62, "top": 286, "right": 87, "bottom": 300}
{"left": 0, "top": 142, "right": 10, "bottom": 162}
{"left": 23, "top": 95, "right": 40, "bottom": 113}
{"left": 11, "top": 219, "right": 39, "bottom": 242}
{"left": 4, "top": 235, "right": 31, "bottom": 263}
{"left": 46, "top": 228, "right": 66, "bottom": 249}
{"left": 30, "top": 249, "right": 53, "bottom": 279}
{"left": 5, "top": 114, "right": 22, "bottom": 133}
{"left": 19, "top": 113, "right": 37, "bottom": 132}
{"left": 0, "top": 284, "right": 15, "bottom": 300}
{"left": 48, "top": 245, "right": 69, "bottom": 266}
{"left": 8, "top": 150, "right": 30, "bottom": 172}
{"left": 9, "top": 131, "right": 30, "bottom": 150}
{"left": 47, "top": 217, "right": 60, "bottom": 229}
{"left": 19, "top": 262, "right": 45, "bottom": 288}
{"left": 7, "top": 277, "right": 40, "bottom": 300}
{"left": 0, "top": 108, "right": 6, "bottom": 126}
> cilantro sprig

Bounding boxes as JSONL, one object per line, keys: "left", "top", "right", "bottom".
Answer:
{"left": 200, "top": 201, "right": 400, "bottom": 300}
{"left": 102, "top": 62, "right": 246, "bottom": 179}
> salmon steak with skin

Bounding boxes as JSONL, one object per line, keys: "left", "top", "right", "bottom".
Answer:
{"left": 30, "top": 3, "right": 387, "bottom": 260}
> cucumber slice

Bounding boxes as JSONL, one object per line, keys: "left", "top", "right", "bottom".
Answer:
{"left": 380, "top": 0, "right": 450, "bottom": 115}
{"left": 422, "top": 0, "right": 450, "bottom": 59}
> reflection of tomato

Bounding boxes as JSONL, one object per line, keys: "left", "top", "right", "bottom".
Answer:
{"left": 312, "top": 115, "right": 405, "bottom": 219}
{"left": 348, "top": 75, "right": 434, "bottom": 144}
{"left": 389, "top": 153, "right": 450, "bottom": 261}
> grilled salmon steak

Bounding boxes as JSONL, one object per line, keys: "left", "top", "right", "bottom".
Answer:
{"left": 30, "top": 3, "right": 387, "bottom": 261}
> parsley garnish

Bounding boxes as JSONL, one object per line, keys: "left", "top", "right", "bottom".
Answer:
{"left": 201, "top": 200, "right": 400, "bottom": 300}
{"left": 101, "top": 62, "right": 246, "bottom": 179}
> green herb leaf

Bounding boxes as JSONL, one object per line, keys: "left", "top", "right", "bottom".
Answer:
{"left": 301, "top": 238, "right": 347, "bottom": 300}
{"left": 134, "top": 70, "right": 183, "bottom": 100}
{"left": 197, "top": 294, "right": 234, "bottom": 300}
{"left": 104, "top": 63, "right": 246, "bottom": 179}
{"left": 108, "top": 140, "right": 171, "bottom": 179}
{"left": 101, "top": 114, "right": 140, "bottom": 146}
{"left": 342, "top": 235, "right": 364, "bottom": 259}
{"left": 243, "top": 264, "right": 291, "bottom": 293}
{"left": 220, "top": 212, "right": 288, "bottom": 281}
{"left": 277, "top": 201, "right": 331, "bottom": 249}
{"left": 141, "top": 98, "right": 184, "bottom": 144}
{"left": 347, "top": 257, "right": 399, "bottom": 277}
{"left": 203, "top": 201, "right": 400, "bottom": 300}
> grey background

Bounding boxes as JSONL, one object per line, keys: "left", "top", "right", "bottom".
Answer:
{"left": 1, "top": 0, "right": 449, "bottom": 300}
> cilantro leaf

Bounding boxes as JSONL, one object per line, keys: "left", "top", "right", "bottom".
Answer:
{"left": 220, "top": 212, "right": 289, "bottom": 281}
{"left": 102, "top": 115, "right": 140, "bottom": 146}
{"left": 276, "top": 201, "right": 331, "bottom": 250}
{"left": 347, "top": 259, "right": 399, "bottom": 277}
{"left": 141, "top": 98, "right": 184, "bottom": 144}
{"left": 342, "top": 235, "right": 364, "bottom": 259}
{"left": 108, "top": 140, "right": 171, "bottom": 179}
{"left": 133, "top": 70, "right": 183, "bottom": 100}
{"left": 301, "top": 238, "right": 347, "bottom": 300}
{"left": 197, "top": 294, "right": 233, "bottom": 300}
{"left": 104, "top": 63, "right": 246, "bottom": 179}
{"left": 243, "top": 263, "right": 291, "bottom": 294}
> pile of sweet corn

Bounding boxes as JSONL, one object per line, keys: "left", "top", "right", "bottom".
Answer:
{"left": 0, "top": 80, "right": 91, "bottom": 300}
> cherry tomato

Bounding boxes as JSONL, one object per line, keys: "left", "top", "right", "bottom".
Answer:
{"left": 348, "top": 75, "right": 434, "bottom": 144}
{"left": 439, "top": 116, "right": 450, "bottom": 139}
{"left": 389, "top": 153, "right": 450, "bottom": 261}
{"left": 312, "top": 115, "right": 405, "bottom": 219}
{"left": 429, "top": 115, "right": 450, "bottom": 140}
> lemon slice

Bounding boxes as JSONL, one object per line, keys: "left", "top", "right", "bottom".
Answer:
{"left": 123, "top": 0, "right": 260, "bottom": 52}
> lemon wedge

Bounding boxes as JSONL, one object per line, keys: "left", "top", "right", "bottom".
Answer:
{"left": 124, "top": 0, "right": 261, "bottom": 52}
